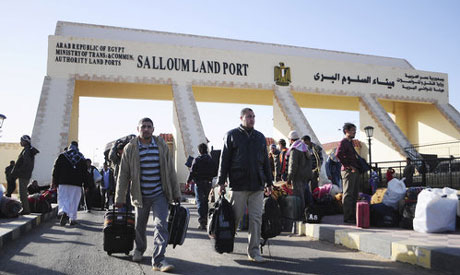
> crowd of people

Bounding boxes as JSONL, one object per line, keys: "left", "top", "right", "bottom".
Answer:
{"left": 2, "top": 107, "right": 420, "bottom": 273}
{"left": 2, "top": 138, "right": 116, "bottom": 221}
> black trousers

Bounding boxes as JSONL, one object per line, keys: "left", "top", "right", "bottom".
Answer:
{"left": 6, "top": 178, "right": 16, "bottom": 197}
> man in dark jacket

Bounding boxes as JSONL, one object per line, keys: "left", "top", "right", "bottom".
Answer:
{"left": 287, "top": 131, "right": 312, "bottom": 216}
{"left": 10, "top": 135, "right": 39, "bottom": 214}
{"left": 301, "top": 135, "right": 323, "bottom": 192}
{"left": 187, "top": 143, "right": 216, "bottom": 230}
{"left": 4, "top": 160, "right": 15, "bottom": 197}
{"left": 217, "top": 107, "right": 273, "bottom": 263}
{"left": 83, "top": 158, "right": 98, "bottom": 212}
{"left": 275, "top": 139, "right": 288, "bottom": 181}
{"left": 52, "top": 141, "right": 88, "bottom": 226}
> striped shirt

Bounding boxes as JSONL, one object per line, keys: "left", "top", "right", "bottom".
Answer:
{"left": 138, "top": 138, "right": 162, "bottom": 198}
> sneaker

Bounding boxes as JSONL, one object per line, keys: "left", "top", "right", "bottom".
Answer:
{"left": 132, "top": 250, "right": 143, "bottom": 262}
{"left": 248, "top": 254, "right": 266, "bottom": 263}
{"left": 153, "top": 260, "right": 174, "bottom": 272}
{"left": 60, "top": 213, "right": 69, "bottom": 226}
{"left": 69, "top": 220, "right": 78, "bottom": 226}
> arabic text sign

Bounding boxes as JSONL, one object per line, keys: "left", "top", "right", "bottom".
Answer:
{"left": 313, "top": 72, "right": 445, "bottom": 93}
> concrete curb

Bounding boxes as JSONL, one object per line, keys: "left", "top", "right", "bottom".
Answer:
{"left": 186, "top": 195, "right": 459, "bottom": 272}
{"left": 298, "top": 222, "right": 460, "bottom": 273}
{"left": 0, "top": 204, "right": 58, "bottom": 249}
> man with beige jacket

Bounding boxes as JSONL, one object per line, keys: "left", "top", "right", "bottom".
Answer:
{"left": 115, "top": 117, "right": 181, "bottom": 273}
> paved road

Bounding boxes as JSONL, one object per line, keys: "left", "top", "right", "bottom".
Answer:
{"left": 0, "top": 203, "right": 450, "bottom": 274}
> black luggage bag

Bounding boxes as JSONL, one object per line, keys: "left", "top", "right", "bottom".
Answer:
{"left": 208, "top": 195, "right": 235, "bottom": 254}
{"left": 167, "top": 202, "right": 190, "bottom": 248}
{"left": 278, "top": 195, "right": 302, "bottom": 220}
{"left": 305, "top": 205, "right": 322, "bottom": 224}
{"left": 370, "top": 203, "right": 399, "bottom": 227}
{"left": 260, "top": 196, "right": 283, "bottom": 252}
{"left": 261, "top": 196, "right": 282, "bottom": 240}
{"left": 103, "top": 208, "right": 135, "bottom": 255}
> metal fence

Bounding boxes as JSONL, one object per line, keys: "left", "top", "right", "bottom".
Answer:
{"left": 370, "top": 157, "right": 460, "bottom": 189}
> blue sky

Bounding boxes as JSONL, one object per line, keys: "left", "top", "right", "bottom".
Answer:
{"left": 0, "top": 0, "right": 459, "bottom": 165}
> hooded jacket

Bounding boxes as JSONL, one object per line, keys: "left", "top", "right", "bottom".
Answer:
{"left": 52, "top": 152, "right": 89, "bottom": 188}
{"left": 11, "top": 145, "right": 39, "bottom": 179}
{"left": 287, "top": 140, "right": 312, "bottom": 182}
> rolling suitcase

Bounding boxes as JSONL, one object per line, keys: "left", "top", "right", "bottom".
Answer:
{"left": 167, "top": 202, "right": 190, "bottom": 248}
{"left": 356, "top": 201, "right": 370, "bottom": 228}
{"left": 103, "top": 208, "right": 135, "bottom": 255}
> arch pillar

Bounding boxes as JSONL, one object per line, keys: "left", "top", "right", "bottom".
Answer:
{"left": 359, "top": 94, "right": 420, "bottom": 161}
{"left": 273, "top": 86, "right": 315, "bottom": 140}
{"left": 172, "top": 83, "right": 207, "bottom": 184}
{"left": 273, "top": 85, "right": 327, "bottom": 162}
{"left": 31, "top": 76, "right": 75, "bottom": 184}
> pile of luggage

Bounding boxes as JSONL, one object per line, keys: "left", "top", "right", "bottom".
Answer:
{"left": 0, "top": 196, "right": 23, "bottom": 218}
{"left": 272, "top": 182, "right": 344, "bottom": 227}
{"left": 0, "top": 183, "right": 57, "bottom": 218}
{"left": 27, "top": 182, "right": 57, "bottom": 214}
{"left": 357, "top": 177, "right": 460, "bottom": 233}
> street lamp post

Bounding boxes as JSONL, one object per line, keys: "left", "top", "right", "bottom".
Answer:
{"left": 0, "top": 114, "right": 6, "bottom": 129}
{"left": 364, "top": 126, "right": 374, "bottom": 167}
{"left": 0, "top": 114, "right": 6, "bottom": 138}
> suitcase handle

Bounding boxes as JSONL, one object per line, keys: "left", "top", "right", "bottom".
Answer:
{"left": 110, "top": 204, "right": 132, "bottom": 227}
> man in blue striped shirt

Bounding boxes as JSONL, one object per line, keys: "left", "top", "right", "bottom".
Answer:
{"left": 115, "top": 118, "right": 181, "bottom": 272}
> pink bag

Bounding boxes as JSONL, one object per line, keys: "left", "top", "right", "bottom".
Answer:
{"left": 356, "top": 201, "right": 370, "bottom": 228}
{"left": 312, "top": 183, "right": 332, "bottom": 200}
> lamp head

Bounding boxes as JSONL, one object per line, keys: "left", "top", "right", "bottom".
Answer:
{"left": 364, "top": 126, "right": 374, "bottom": 138}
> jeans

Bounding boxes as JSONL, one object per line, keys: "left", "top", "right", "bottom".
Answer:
{"left": 194, "top": 180, "right": 211, "bottom": 226}
{"left": 134, "top": 194, "right": 169, "bottom": 266}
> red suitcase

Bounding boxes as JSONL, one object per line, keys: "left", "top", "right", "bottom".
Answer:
{"left": 356, "top": 201, "right": 370, "bottom": 228}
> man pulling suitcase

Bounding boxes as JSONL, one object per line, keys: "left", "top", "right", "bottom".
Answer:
{"left": 115, "top": 117, "right": 181, "bottom": 273}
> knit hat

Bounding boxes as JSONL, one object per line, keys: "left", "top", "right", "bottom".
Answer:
{"left": 288, "top": 130, "right": 299, "bottom": 140}
{"left": 20, "top": 135, "right": 31, "bottom": 143}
